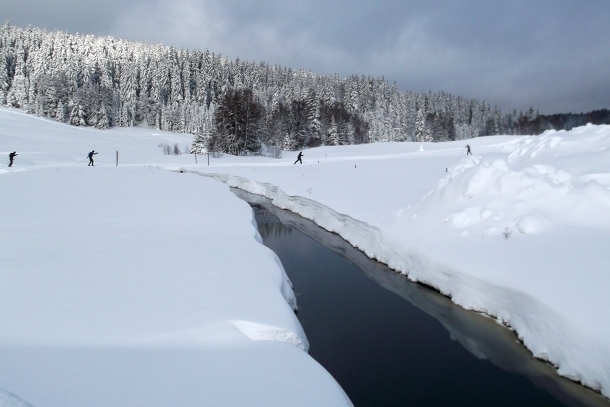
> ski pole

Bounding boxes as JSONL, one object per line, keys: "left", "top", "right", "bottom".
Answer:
{"left": 74, "top": 157, "right": 87, "bottom": 166}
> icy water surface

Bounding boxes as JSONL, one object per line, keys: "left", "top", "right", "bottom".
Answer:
{"left": 234, "top": 189, "right": 610, "bottom": 407}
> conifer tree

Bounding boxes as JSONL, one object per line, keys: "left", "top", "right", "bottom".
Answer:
{"left": 70, "top": 102, "right": 87, "bottom": 126}
{"left": 327, "top": 115, "right": 338, "bottom": 146}
{"left": 415, "top": 108, "right": 426, "bottom": 142}
{"left": 96, "top": 103, "right": 109, "bottom": 129}
{"left": 306, "top": 88, "right": 321, "bottom": 145}
{"left": 56, "top": 101, "right": 66, "bottom": 122}
{"left": 0, "top": 22, "right": 530, "bottom": 149}
{"left": 191, "top": 132, "right": 208, "bottom": 154}
{"left": 213, "top": 88, "right": 263, "bottom": 155}
{"left": 0, "top": 49, "right": 9, "bottom": 104}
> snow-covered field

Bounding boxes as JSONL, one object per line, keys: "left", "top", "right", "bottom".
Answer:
{"left": 189, "top": 126, "right": 610, "bottom": 398}
{"left": 0, "top": 108, "right": 351, "bottom": 407}
{"left": 2, "top": 106, "right": 610, "bottom": 403}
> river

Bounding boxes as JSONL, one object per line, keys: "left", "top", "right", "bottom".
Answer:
{"left": 233, "top": 188, "right": 609, "bottom": 407}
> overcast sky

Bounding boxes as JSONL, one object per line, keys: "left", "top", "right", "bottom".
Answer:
{"left": 3, "top": 0, "right": 610, "bottom": 114}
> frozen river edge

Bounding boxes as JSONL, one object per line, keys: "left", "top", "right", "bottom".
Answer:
{"left": 192, "top": 169, "right": 609, "bottom": 400}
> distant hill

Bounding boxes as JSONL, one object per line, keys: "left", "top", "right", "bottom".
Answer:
{"left": 0, "top": 22, "right": 607, "bottom": 154}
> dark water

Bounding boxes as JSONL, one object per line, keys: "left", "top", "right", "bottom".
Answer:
{"left": 233, "top": 189, "right": 610, "bottom": 407}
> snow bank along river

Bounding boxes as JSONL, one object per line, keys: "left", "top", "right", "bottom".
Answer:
{"left": 0, "top": 167, "right": 351, "bottom": 407}
{"left": 188, "top": 124, "right": 610, "bottom": 400}
{"left": 235, "top": 188, "right": 610, "bottom": 407}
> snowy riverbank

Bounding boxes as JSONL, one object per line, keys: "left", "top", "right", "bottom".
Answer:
{"left": 187, "top": 125, "right": 610, "bottom": 399}
{"left": 0, "top": 108, "right": 352, "bottom": 407}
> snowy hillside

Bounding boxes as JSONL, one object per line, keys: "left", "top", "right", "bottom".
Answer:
{"left": 0, "top": 107, "right": 352, "bottom": 407}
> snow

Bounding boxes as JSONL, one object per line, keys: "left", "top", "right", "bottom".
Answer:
{"left": 0, "top": 108, "right": 352, "bottom": 406}
{"left": 186, "top": 126, "right": 610, "bottom": 398}
{"left": 2, "top": 105, "right": 610, "bottom": 402}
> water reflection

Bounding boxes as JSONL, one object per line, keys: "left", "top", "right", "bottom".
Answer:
{"left": 233, "top": 188, "right": 609, "bottom": 407}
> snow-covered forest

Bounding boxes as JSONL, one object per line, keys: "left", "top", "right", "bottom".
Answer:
{"left": 1, "top": 22, "right": 606, "bottom": 155}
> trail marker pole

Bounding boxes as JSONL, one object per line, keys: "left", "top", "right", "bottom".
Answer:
{"left": 116, "top": 150, "right": 119, "bottom": 166}
{"left": 208, "top": 153, "right": 210, "bottom": 166}
{"left": 195, "top": 152, "right": 198, "bottom": 164}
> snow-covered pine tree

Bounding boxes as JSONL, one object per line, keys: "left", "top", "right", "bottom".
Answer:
{"left": 415, "top": 108, "right": 425, "bottom": 142}
{"left": 56, "top": 100, "right": 66, "bottom": 122}
{"left": 191, "top": 132, "right": 207, "bottom": 154}
{"left": 70, "top": 102, "right": 87, "bottom": 126}
{"left": 306, "top": 87, "right": 321, "bottom": 146}
{"left": 0, "top": 49, "right": 9, "bottom": 104}
{"left": 7, "top": 46, "right": 29, "bottom": 108}
{"left": 327, "top": 115, "right": 338, "bottom": 146}
{"left": 278, "top": 132, "right": 291, "bottom": 151}
{"left": 424, "top": 126, "right": 433, "bottom": 142}
{"left": 96, "top": 102, "right": 109, "bottom": 129}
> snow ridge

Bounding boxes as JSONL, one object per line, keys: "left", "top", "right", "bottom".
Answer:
{"left": 192, "top": 169, "right": 610, "bottom": 399}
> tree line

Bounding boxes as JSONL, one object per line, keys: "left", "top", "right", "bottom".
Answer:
{"left": 1, "top": 23, "right": 607, "bottom": 156}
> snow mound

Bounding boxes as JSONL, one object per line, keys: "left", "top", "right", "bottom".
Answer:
{"left": 383, "top": 125, "right": 610, "bottom": 396}
{"left": 418, "top": 126, "right": 610, "bottom": 237}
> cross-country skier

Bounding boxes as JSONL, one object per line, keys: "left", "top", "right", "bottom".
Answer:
{"left": 8, "top": 151, "right": 17, "bottom": 167}
{"left": 294, "top": 151, "right": 303, "bottom": 165}
{"left": 466, "top": 144, "right": 472, "bottom": 155}
{"left": 88, "top": 150, "right": 98, "bottom": 166}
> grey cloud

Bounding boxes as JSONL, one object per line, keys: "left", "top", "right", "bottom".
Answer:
{"left": 1, "top": 0, "right": 124, "bottom": 35}
{"left": 2, "top": 0, "right": 610, "bottom": 114}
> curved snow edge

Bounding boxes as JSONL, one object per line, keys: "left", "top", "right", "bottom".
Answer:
{"left": 230, "top": 320, "right": 307, "bottom": 351}
{"left": 191, "top": 170, "right": 609, "bottom": 399}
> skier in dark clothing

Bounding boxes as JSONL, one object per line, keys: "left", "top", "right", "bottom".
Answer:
{"left": 8, "top": 151, "right": 17, "bottom": 167}
{"left": 294, "top": 151, "right": 303, "bottom": 165}
{"left": 88, "top": 150, "right": 98, "bottom": 166}
{"left": 466, "top": 145, "right": 472, "bottom": 155}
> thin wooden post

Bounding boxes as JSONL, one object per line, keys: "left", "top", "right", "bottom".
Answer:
{"left": 195, "top": 152, "right": 198, "bottom": 164}
{"left": 116, "top": 150, "right": 119, "bottom": 166}
{"left": 208, "top": 153, "right": 210, "bottom": 166}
